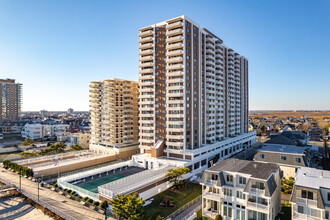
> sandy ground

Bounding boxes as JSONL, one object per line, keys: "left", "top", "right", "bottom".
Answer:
{"left": 0, "top": 196, "right": 52, "bottom": 220}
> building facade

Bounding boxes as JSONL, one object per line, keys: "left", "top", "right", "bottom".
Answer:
{"left": 21, "top": 123, "right": 70, "bottom": 140}
{"left": 200, "top": 158, "right": 282, "bottom": 220}
{"left": 134, "top": 15, "right": 255, "bottom": 173}
{"left": 0, "top": 79, "right": 22, "bottom": 124}
{"left": 254, "top": 145, "right": 313, "bottom": 178}
{"left": 290, "top": 167, "right": 330, "bottom": 220}
{"left": 89, "top": 78, "right": 139, "bottom": 148}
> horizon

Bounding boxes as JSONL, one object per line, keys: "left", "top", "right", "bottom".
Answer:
{"left": 1, "top": 0, "right": 329, "bottom": 111}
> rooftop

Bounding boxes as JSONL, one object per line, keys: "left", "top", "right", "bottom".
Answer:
{"left": 208, "top": 158, "right": 279, "bottom": 180}
{"left": 295, "top": 167, "right": 330, "bottom": 189}
{"left": 258, "top": 144, "right": 308, "bottom": 155}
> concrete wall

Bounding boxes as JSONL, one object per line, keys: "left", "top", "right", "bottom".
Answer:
{"left": 139, "top": 181, "right": 173, "bottom": 200}
{"left": 33, "top": 154, "right": 116, "bottom": 178}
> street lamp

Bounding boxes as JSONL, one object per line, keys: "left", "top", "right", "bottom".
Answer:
{"left": 37, "top": 177, "right": 41, "bottom": 200}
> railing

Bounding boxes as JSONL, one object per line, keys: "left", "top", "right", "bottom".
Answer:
{"left": 250, "top": 187, "right": 265, "bottom": 196}
{"left": 57, "top": 179, "right": 99, "bottom": 200}
{"left": 58, "top": 160, "right": 132, "bottom": 183}
{"left": 99, "top": 165, "right": 171, "bottom": 198}
{"left": 182, "top": 203, "right": 202, "bottom": 220}
{"left": 247, "top": 201, "right": 269, "bottom": 210}
{"left": 296, "top": 197, "right": 318, "bottom": 207}
{"left": 165, "top": 195, "right": 202, "bottom": 220}
{"left": 205, "top": 179, "right": 218, "bottom": 186}
{"left": 203, "top": 192, "right": 221, "bottom": 200}
{"left": 13, "top": 150, "right": 91, "bottom": 164}
{"left": 293, "top": 211, "right": 321, "bottom": 220}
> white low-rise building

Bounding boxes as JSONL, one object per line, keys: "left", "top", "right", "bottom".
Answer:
{"left": 200, "top": 158, "right": 282, "bottom": 220}
{"left": 21, "top": 123, "right": 70, "bottom": 140}
{"left": 290, "top": 167, "right": 330, "bottom": 220}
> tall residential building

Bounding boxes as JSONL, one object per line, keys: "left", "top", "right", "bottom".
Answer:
{"left": 0, "top": 79, "right": 22, "bottom": 124}
{"left": 200, "top": 158, "right": 282, "bottom": 220}
{"left": 134, "top": 16, "right": 255, "bottom": 173}
{"left": 290, "top": 167, "right": 330, "bottom": 220}
{"left": 89, "top": 78, "right": 139, "bottom": 149}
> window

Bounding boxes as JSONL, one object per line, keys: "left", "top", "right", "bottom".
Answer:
{"left": 325, "top": 211, "right": 329, "bottom": 219}
{"left": 308, "top": 191, "right": 313, "bottom": 200}
{"left": 281, "top": 156, "right": 287, "bottom": 160}
{"left": 226, "top": 175, "right": 233, "bottom": 182}
{"left": 302, "top": 190, "right": 307, "bottom": 198}
{"left": 328, "top": 192, "right": 330, "bottom": 201}
{"left": 295, "top": 158, "right": 301, "bottom": 163}
{"left": 239, "top": 177, "right": 247, "bottom": 185}
{"left": 260, "top": 154, "right": 264, "bottom": 159}
{"left": 311, "top": 209, "right": 318, "bottom": 217}
{"left": 236, "top": 191, "right": 246, "bottom": 200}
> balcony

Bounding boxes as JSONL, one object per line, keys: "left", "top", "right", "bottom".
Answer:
{"left": 167, "top": 71, "right": 184, "bottom": 77}
{"left": 139, "top": 69, "right": 153, "bottom": 74}
{"left": 247, "top": 201, "right": 269, "bottom": 211}
{"left": 166, "top": 134, "right": 184, "bottom": 139}
{"left": 166, "top": 35, "right": 184, "bottom": 43}
{"left": 166, "top": 92, "right": 184, "bottom": 97}
{"left": 139, "top": 37, "right": 153, "bottom": 43}
{"left": 203, "top": 192, "right": 221, "bottom": 201}
{"left": 203, "top": 210, "right": 219, "bottom": 219}
{"left": 167, "top": 85, "right": 184, "bottom": 90}
{"left": 167, "top": 21, "right": 183, "bottom": 29}
{"left": 139, "top": 88, "right": 153, "bottom": 92}
{"left": 166, "top": 64, "right": 184, "bottom": 70}
{"left": 167, "top": 78, "right": 184, "bottom": 83}
{"left": 167, "top": 42, "right": 184, "bottom": 50}
{"left": 204, "top": 179, "right": 218, "bottom": 187}
{"left": 296, "top": 197, "right": 318, "bottom": 207}
{"left": 249, "top": 187, "right": 265, "bottom": 196}
{"left": 167, "top": 56, "right": 183, "bottom": 63}
{"left": 139, "top": 62, "right": 153, "bottom": 68}
{"left": 139, "top": 43, "right": 153, "bottom": 50}
{"left": 166, "top": 141, "right": 183, "bottom": 147}
{"left": 166, "top": 28, "right": 183, "bottom": 37}
{"left": 293, "top": 211, "right": 321, "bottom": 220}
{"left": 139, "top": 49, "right": 153, "bottom": 56}
{"left": 167, "top": 50, "right": 184, "bottom": 56}
{"left": 139, "top": 30, "right": 153, "bottom": 37}
{"left": 139, "top": 56, "right": 153, "bottom": 62}
{"left": 139, "top": 81, "right": 153, "bottom": 86}
{"left": 139, "top": 75, "right": 154, "bottom": 80}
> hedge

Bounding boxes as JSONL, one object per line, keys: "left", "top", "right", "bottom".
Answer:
{"left": 93, "top": 201, "right": 100, "bottom": 206}
{"left": 99, "top": 200, "right": 108, "bottom": 209}
{"left": 87, "top": 198, "right": 94, "bottom": 204}
{"left": 3, "top": 160, "right": 34, "bottom": 177}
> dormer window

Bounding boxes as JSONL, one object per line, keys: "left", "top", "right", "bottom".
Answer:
{"left": 226, "top": 175, "right": 233, "bottom": 182}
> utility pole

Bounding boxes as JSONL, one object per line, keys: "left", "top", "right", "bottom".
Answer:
{"left": 19, "top": 167, "right": 21, "bottom": 191}
{"left": 37, "top": 178, "right": 40, "bottom": 200}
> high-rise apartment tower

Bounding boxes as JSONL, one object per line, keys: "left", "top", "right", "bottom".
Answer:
{"left": 90, "top": 79, "right": 138, "bottom": 147}
{"left": 0, "top": 79, "right": 22, "bottom": 124}
{"left": 135, "top": 16, "right": 255, "bottom": 171}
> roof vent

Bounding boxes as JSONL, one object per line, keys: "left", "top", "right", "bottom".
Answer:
{"left": 254, "top": 164, "right": 257, "bottom": 169}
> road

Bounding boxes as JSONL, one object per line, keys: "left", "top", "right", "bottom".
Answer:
{"left": 0, "top": 167, "right": 105, "bottom": 220}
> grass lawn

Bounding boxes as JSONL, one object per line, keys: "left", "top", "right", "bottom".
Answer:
{"left": 145, "top": 182, "right": 202, "bottom": 219}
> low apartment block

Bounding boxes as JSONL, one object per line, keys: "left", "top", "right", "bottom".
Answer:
{"left": 290, "top": 167, "right": 330, "bottom": 220}
{"left": 89, "top": 78, "right": 139, "bottom": 158}
{"left": 21, "top": 123, "right": 70, "bottom": 140}
{"left": 200, "top": 158, "right": 282, "bottom": 220}
{"left": 254, "top": 144, "right": 313, "bottom": 178}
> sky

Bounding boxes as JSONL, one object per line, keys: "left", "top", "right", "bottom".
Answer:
{"left": 0, "top": 0, "right": 329, "bottom": 111}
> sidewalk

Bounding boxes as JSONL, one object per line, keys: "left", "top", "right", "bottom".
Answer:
{"left": 172, "top": 200, "right": 201, "bottom": 220}
{"left": 0, "top": 167, "right": 105, "bottom": 220}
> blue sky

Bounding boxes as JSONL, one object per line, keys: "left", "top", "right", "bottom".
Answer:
{"left": 0, "top": 0, "right": 329, "bottom": 111}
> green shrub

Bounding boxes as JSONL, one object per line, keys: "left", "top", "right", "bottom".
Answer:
{"left": 2, "top": 160, "right": 34, "bottom": 177}
{"left": 67, "top": 189, "right": 72, "bottom": 193}
{"left": 93, "top": 201, "right": 100, "bottom": 206}
{"left": 54, "top": 183, "right": 58, "bottom": 187}
{"left": 87, "top": 198, "right": 94, "bottom": 204}
{"left": 77, "top": 196, "right": 83, "bottom": 199}
{"left": 99, "top": 200, "right": 108, "bottom": 209}
{"left": 70, "top": 191, "right": 76, "bottom": 195}
{"left": 156, "top": 216, "right": 164, "bottom": 220}
{"left": 83, "top": 197, "right": 89, "bottom": 201}
{"left": 63, "top": 189, "right": 68, "bottom": 192}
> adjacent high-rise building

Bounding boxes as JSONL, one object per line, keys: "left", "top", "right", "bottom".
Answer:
{"left": 134, "top": 15, "right": 255, "bottom": 173}
{"left": 89, "top": 78, "right": 139, "bottom": 147}
{"left": 0, "top": 79, "right": 22, "bottom": 124}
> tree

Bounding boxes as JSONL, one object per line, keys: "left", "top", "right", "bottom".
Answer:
{"left": 22, "top": 138, "right": 34, "bottom": 146}
{"left": 48, "top": 143, "right": 66, "bottom": 154}
{"left": 166, "top": 167, "right": 190, "bottom": 188}
{"left": 70, "top": 144, "right": 83, "bottom": 151}
{"left": 281, "top": 177, "right": 295, "bottom": 194}
{"left": 110, "top": 193, "right": 145, "bottom": 220}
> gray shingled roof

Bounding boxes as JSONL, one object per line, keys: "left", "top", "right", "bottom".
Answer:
{"left": 209, "top": 158, "right": 279, "bottom": 180}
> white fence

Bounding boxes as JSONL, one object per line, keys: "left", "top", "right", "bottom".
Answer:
{"left": 14, "top": 150, "right": 91, "bottom": 164}
{"left": 98, "top": 165, "right": 172, "bottom": 198}
{"left": 58, "top": 160, "right": 132, "bottom": 183}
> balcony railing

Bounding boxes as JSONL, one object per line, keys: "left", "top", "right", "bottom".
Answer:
{"left": 247, "top": 201, "right": 269, "bottom": 211}
{"left": 293, "top": 211, "right": 321, "bottom": 220}
{"left": 296, "top": 197, "right": 318, "bottom": 207}
{"left": 250, "top": 187, "right": 265, "bottom": 196}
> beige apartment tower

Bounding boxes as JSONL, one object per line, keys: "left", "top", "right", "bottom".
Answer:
{"left": 134, "top": 15, "right": 255, "bottom": 173}
{"left": 90, "top": 79, "right": 138, "bottom": 147}
{"left": 0, "top": 79, "right": 22, "bottom": 124}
